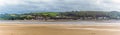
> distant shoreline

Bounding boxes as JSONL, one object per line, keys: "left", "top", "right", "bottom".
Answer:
{"left": 0, "top": 19, "right": 119, "bottom": 21}
{"left": 0, "top": 20, "right": 120, "bottom": 25}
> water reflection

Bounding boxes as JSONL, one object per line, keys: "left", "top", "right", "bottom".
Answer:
{"left": 0, "top": 20, "right": 120, "bottom": 25}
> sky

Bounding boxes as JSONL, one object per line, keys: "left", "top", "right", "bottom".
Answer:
{"left": 0, "top": 0, "right": 120, "bottom": 14}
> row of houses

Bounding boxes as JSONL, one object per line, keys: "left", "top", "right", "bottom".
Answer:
{"left": 33, "top": 15, "right": 119, "bottom": 20}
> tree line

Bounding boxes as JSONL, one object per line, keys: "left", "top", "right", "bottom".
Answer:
{"left": 0, "top": 11, "right": 120, "bottom": 20}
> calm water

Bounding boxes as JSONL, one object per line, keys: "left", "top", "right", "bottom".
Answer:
{"left": 0, "top": 20, "right": 120, "bottom": 25}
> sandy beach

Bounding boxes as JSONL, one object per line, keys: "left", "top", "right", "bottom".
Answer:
{"left": 0, "top": 24, "right": 120, "bottom": 35}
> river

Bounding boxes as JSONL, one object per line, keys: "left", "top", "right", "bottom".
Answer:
{"left": 0, "top": 20, "right": 120, "bottom": 25}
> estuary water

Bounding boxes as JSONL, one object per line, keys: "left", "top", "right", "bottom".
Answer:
{"left": 0, "top": 20, "right": 120, "bottom": 25}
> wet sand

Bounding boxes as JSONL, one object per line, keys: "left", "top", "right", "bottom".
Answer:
{"left": 0, "top": 24, "right": 120, "bottom": 35}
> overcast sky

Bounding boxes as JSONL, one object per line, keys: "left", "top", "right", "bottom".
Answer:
{"left": 0, "top": 0, "right": 120, "bottom": 14}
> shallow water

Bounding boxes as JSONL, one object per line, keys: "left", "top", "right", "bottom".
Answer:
{"left": 0, "top": 20, "right": 120, "bottom": 25}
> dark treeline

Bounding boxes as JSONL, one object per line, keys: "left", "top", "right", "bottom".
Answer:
{"left": 0, "top": 11, "right": 120, "bottom": 20}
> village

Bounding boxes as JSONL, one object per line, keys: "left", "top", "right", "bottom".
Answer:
{"left": 0, "top": 11, "right": 120, "bottom": 21}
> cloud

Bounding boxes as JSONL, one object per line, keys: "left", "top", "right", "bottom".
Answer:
{"left": 0, "top": 0, "right": 120, "bottom": 14}
{"left": 0, "top": 0, "right": 25, "bottom": 6}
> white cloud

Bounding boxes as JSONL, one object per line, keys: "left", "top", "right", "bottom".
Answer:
{"left": 0, "top": 0, "right": 25, "bottom": 6}
{"left": 0, "top": 0, "right": 120, "bottom": 13}
{"left": 28, "top": 0, "right": 53, "bottom": 2}
{"left": 111, "top": 0, "right": 120, "bottom": 4}
{"left": 98, "top": 0, "right": 120, "bottom": 11}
